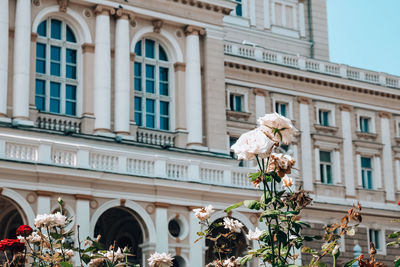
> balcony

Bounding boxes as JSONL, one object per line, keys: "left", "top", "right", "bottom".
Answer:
{"left": 36, "top": 113, "right": 81, "bottom": 134}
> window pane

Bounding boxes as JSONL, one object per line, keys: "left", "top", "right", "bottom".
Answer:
{"left": 146, "top": 80, "right": 154, "bottom": 93}
{"left": 362, "top": 170, "right": 366, "bottom": 188}
{"left": 319, "top": 151, "right": 331, "bottom": 162}
{"left": 66, "top": 49, "right": 76, "bottom": 64}
{"left": 230, "top": 94, "right": 234, "bottom": 110}
{"left": 35, "top": 79, "right": 46, "bottom": 95}
{"left": 66, "top": 101, "right": 76, "bottom": 116}
{"left": 361, "top": 157, "right": 371, "bottom": 168}
{"left": 160, "top": 83, "right": 168, "bottom": 96}
{"left": 50, "top": 99, "right": 60, "bottom": 113}
{"left": 36, "top": 60, "right": 46, "bottom": 74}
{"left": 66, "top": 85, "right": 76, "bottom": 100}
{"left": 50, "top": 82, "right": 60, "bottom": 97}
{"left": 37, "top": 20, "right": 47, "bottom": 37}
{"left": 66, "top": 65, "right": 76, "bottom": 79}
{"left": 146, "top": 99, "right": 155, "bottom": 113}
{"left": 280, "top": 104, "right": 287, "bottom": 117}
{"left": 235, "top": 95, "right": 242, "bottom": 111}
{"left": 36, "top": 43, "right": 46, "bottom": 58}
{"left": 375, "top": 231, "right": 380, "bottom": 249}
{"left": 51, "top": 46, "right": 61, "bottom": 61}
{"left": 134, "top": 63, "right": 142, "bottom": 91}
{"left": 146, "top": 115, "right": 155, "bottom": 128}
{"left": 35, "top": 96, "right": 45, "bottom": 111}
{"left": 235, "top": 0, "right": 242, "bottom": 16}
{"left": 323, "top": 112, "right": 329, "bottom": 125}
{"left": 135, "top": 112, "right": 142, "bottom": 126}
{"left": 326, "top": 165, "right": 332, "bottom": 184}
{"left": 134, "top": 97, "right": 142, "bottom": 111}
{"left": 51, "top": 19, "right": 62, "bottom": 40}
{"left": 159, "top": 45, "right": 168, "bottom": 61}
{"left": 367, "top": 170, "right": 373, "bottom": 189}
{"left": 134, "top": 40, "right": 142, "bottom": 56}
{"left": 146, "top": 65, "right": 155, "bottom": 79}
{"left": 160, "top": 101, "right": 169, "bottom": 116}
{"left": 160, "top": 67, "right": 168, "bottom": 81}
{"left": 146, "top": 65, "right": 155, "bottom": 93}
{"left": 51, "top": 63, "right": 61, "bottom": 76}
{"left": 134, "top": 63, "right": 142, "bottom": 76}
{"left": 160, "top": 117, "right": 169, "bottom": 131}
{"left": 66, "top": 25, "right": 76, "bottom": 43}
{"left": 135, "top": 78, "right": 142, "bottom": 91}
{"left": 145, "top": 39, "right": 155, "bottom": 58}
{"left": 320, "top": 164, "right": 325, "bottom": 183}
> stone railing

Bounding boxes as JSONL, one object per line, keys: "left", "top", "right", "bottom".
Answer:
{"left": 224, "top": 41, "right": 400, "bottom": 89}
{"left": 0, "top": 133, "right": 255, "bottom": 189}
{"left": 36, "top": 113, "right": 81, "bottom": 134}
{"left": 136, "top": 128, "right": 175, "bottom": 147}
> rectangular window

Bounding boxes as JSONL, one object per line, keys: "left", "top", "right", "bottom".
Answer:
{"left": 229, "top": 94, "right": 243, "bottom": 112}
{"left": 235, "top": 0, "right": 242, "bottom": 16}
{"left": 159, "top": 67, "right": 169, "bottom": 96}
{"left": 360, "top": 117, "right": 370, "bottom": 133}
{"left": 275, "top": 102, "right": 288, "bottom": 117}
{"left": 160, "top": 101, "right": 169, "bottom": 131}
{"left": 145, "top": 64, "right": 155, "bottom": 93}
{"left": 319, "top": 151, "right": 332, "bottom": 184}
{"left": 369, "top": 229, "right": 381, "bottom": 250}
{"left": 319, "top": 110, "right": 330, "bottom": 126}
{"left": 145, "top": 99, "right": 155, "bottom": 128}
{"left": 361, "top": 157, "right": 373, "bottom": 189}
{"left": 50, "top": 46, "right": 61, "bottom": 76}
{"left": 65, "top": 85, "right": 76, "bottom": 116}
{"left": 285, "top": 5, "right": 294, "bottom": 28}
{"left": 36, "top": 43, "right": 46, "bottom": 74}
{"left": 35, "top": 79, "right": 46, "bottom": 111}
{"left": 50, "top": 82, "right": 61, "bottom": 113}
{"left": 134, "top": 63, "right": 142, "bottom": 91}
{"left": 134, "top": 96, "right": 142, "bottom": 126}
{"left": 66, "top": 49, "right": 77, "bottom": 79}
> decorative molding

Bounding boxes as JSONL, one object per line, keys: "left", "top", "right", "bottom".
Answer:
{"left": 154, "top": 202, "right": 170, "bottom": 208}
{"left": 378, "top": 111, "right": 391, "bottom": 119}
{"left": 116, "top": 8, "right": 136, "bottom": 26}
{"left": 338, "top": 104, "right": 353, "bottom": 112}
{"left": 130, "top": 52, "right": 136, "bottom": 61}
{"left": 253, "top": 88, "right": 267, "bottom": 96}
{"left": 174, "top": 62, "right": 186, "bottom": 72}
{"left": 152, "top": 19, "right": 164, "bottom": 33}
{"left": 120, "top": 198, "right": 126, "bottom": 207}
{"left": 57, "top": 0, "right": 69, "bottom": 13}
{"left": 26, "top": 193, "right": 37, "bottom": 204}
{"left": 170, "top": 0, "right": 233, "bottom": 15}
{"left": 36, "top": 190, "right": 53, "bottom": 197}
{"left": 94, "top": 128, "right": 112, "bottom": 133}
{"left": 74, "top": 194, "right": 93, "bottom": 200}
{"left": 94, "top": 5, "right": 116, "bottom": 16}
{"left": 31, "top": 33, "right": 38, "bottom": 42}
{"left": 296, "top": 96, "right": 312, "bottom": 105}
{"left": 187, "top": 205, "right": 201, "bottom": 211}
{"left": 184, "top": 25, "right": 205, "bottom": 36}
{"left": 82, "top": 43, "right": 95, "bottom": 53}
{"left": 32, "top": 0, "right": 41, "bottom": 7}
{"left": 146, "top": 204, "right": 156, "bottom": 214}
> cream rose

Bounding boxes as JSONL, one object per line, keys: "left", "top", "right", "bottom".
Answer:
{"left": 258, "top": 113, "right": 297, "bottom": 144}
{"left": 231, "top": 127, "right": 275, "bottom": 160}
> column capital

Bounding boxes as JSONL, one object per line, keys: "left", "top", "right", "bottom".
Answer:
{"left": 253, "top": 88, "right": 267, "bottom": 96}
{"left": 174, "top": 62, "right": 186, "bottom": 72}
{"left": 82, "top": 43, "right": 95, "bottom": 53}
{"left": 94, "top": 5, "right": 116, "bottom": 16}
{"left": 152, "top": 19, "right": 164, "bottom": 33}
{"left": 296, "top": 96, "right": 312, "bottom": 105}
{"left": 115, "top": 8, "right": 136, "bottom": 26}
{"left": 130, "top": 52, "right": 136, "bottom": 61}
{"left": 378, "top": 110, "right": 391, "bottom": 119}
{"left": 184, "top": 25, "right": 205, "bottom": 36}
{"left": 36, "top": 190, "right": 53, "bottom": 197}
{"left": 338, "top": 104, "right": 353, "bottom": 112}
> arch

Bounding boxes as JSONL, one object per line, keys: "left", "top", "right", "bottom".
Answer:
{"left": 90, "top": 199, "right": 156, "bottom": 245}
{"left": 131, "top": 26, "right": 183, "bottom": 62}
{"left": 32, "top": 5, "right": 92, "bottom": 43}
{"left": 1, "top": 188, "right": 35, "bottom": 226}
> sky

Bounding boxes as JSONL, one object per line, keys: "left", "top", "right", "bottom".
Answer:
{"left": 326, "top": 0, "right": 400, "bottom": 76}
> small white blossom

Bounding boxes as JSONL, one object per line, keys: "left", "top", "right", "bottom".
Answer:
{"left": 83, "top": 239, "right": 93, "bottom": 247}
{"left": 106, "top": 248, "right": 125, "bottom": 262}
{"left": 26, "top": 232, "right": 43, "bottom": 243}
{"left": 223, "top": 257, "right": 240, "bottom": 267}
{"left": 193, "top": 205, "right": 215, "bottom": 221}
{"left": 147, "top": 252, "right": 174, "bottom": 267}
{"left": 332, "top": 244, "right": 340, "bottom": 256}
{"left": 246, "top": 227, "right": 263, "bottom": 241}
{"left": 223, "top": 217, "right": 243, "bottom": 233}
{"left": 346, "top": 228, "right": 355, "bottom": 236}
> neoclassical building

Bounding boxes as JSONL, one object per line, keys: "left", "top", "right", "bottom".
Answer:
{"left": 1, "top": 0, "right": 400, "bottom": 266}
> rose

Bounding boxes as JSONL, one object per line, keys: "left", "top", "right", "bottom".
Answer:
{"left": 231, "top": 127, "right": 275, "bottom": 161}
{"left": 0, "top": 239, "right": 25, "bottom": 252}
{"left": 246, "top": 227, "right": 263, "bottom": 241}
{"left": 267, "top": 153, "right": 296, "bottom": 178}
{"left": 193, "top": 205, "right": 215, "bottom": 221}
{"left": 16, "top": 225, "right": 33, "bottom": 237}
{"left": 147, "top": 252, "right": 174, "bottom": 267}
{"left": 258, "top": 113, "right": 297, "bottom": 144}
{"left": 223, "top": 217, "right": 243, "bottom": 233}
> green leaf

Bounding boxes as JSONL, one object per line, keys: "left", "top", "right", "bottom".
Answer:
{"left": 395, "top": 258, "right": 400, "bottom": 267}
{"left": 344, "top": 259, "right": 358, "bottom": 267}
{"left": 239, "top": 254, "right": 253, "bottom": 265}
{"left": 249, "top": 171, "right": 261, "bottom": 181}
{"left": 59, "top": 262, "right": 73, "bottom": 267}
{"left": 244, "top": 200, "right": 260, "bottom": 210}
{"left": 388, "top": 232, "right": 400, "bottom": 239}
{"left": 261, "top": 209, "right": 280, "bottom": 219}
{"left": 276, "top": 230, "right": 287, "bottom": 242}
{"left": 224, "top": 201, "right": 243, "bottom": 213}
{"left": 81, "top": 254, "right": 91, "bottom": 264}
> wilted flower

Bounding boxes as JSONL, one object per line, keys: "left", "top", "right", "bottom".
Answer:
{"left": 223, "top": 217, "right": 243, "bottom": 233}
{"left": 258, "top": 113, "right": 297, "bottom": 144}
{"left": 83, "top": 239, "right": 93, "bottom": 247}
{"left": 231, "top": 127, "right": 275, "bottom": 160}
{"left": 106, "top": 248, "right": 125, "bottom": 262}
{"left": 65, "top": 249, "right": 75, "bottom": 258}
{"left": 147, "top": 252, "right": 174, "bottom": 267}
{"left": 193, "top": 205, "right": 215, "bottom": 221}
{"left": 267, "top": 153, "right": 295, "bottom": 177}
{"left": 25, "top": 232, "right": 43, "bottom": 243}
{"left": 282, "top": 176, "right": 293, "bottom": 188}
{"left": 89, "top": 257, "right": 105, "bottom": 267}
{"left": 246, "top": 227, "right": 263, "bottom": 240}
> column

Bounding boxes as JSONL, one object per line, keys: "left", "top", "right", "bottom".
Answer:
{"left": 0, "top": 0, "right": 9, "bottom": 119}
{"left": 174, "top": 62, "right": 188, "bottom": 148}
{"left": 154, "top": 203, "right": 169, "bottom": 253}
{"left": 189, "top": 206, "right": 203, "bottom": 267}
{"left": 263, "top": 0, "right": 271, "bottom": 29}
{"left": 36, "top": 192, "right": 51, "bottom": 215}
{"left": 379, "top": 112, "right": 395, "bottom": 201}
{"left": 184, "top": 26, "right": 204, "bottom": 147}
{"left": 254, "top": 89, "right": 266, "bottom": 119}
{"left": 93, "top": 5, "right": 115, "bottom": 134}
{"left": 75, "top": 195, "right": 91, "bottom": 266}
{"left": 299, "top": 0, "right": 306, "bottom": 37}
{"left": 114, "top": 9, "right": 133, "bottom": 136}
{"left": 373, "top": 155, "right": 382, "bottom": 190}
{"left": 13, "top": 0, "right": 31, "bottom": 123}
{"left": 81, "top": 43, "right": 96, "bottom": 133}
{"left": 340, "top": 104, "right": 356, "bottom": 196}
{"left": 298, "top": 97, "right": 313, "bottom": 191}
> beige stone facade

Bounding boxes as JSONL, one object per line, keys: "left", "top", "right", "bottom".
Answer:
{"left": 1, "top": 0, "right": 400, "bottom": 266}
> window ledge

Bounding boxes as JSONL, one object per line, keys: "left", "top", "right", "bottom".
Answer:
{"left": 356, "top": 187, "right": 385, "bottom": 203}
{"left": 226, "top": 110, "right": 251, "bottom": 120}
{"left": 314, "top": 182, "right": 346, "bottom": 198}
{"left": 314, "top": 124, "right": 338, "bottom": 134}
{"left": 395, "top": 137, "right": 400, "bottom": 146}
{"left": 356, "top": 131, "right": 378, "bottom": 141}
{"left": 35, "top": 112, "right": 81, "bottom": 134}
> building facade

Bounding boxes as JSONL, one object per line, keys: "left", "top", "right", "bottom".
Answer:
{"left": 1, "top": 0, "right": 400, "bottom": 266}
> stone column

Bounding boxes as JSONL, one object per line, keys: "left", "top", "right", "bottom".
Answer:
{"left": 154, "top": 203, "right": 169, "bottom": 253}
{"left": 340, "top": 104, "right": 356, "bottom": 196}
{"left": 184, "top": 26, "right": 205, "bottom": 148}
{"left": 298, "top": 96, "right": 313, "bottom": 191}
{"left": 0, "top": 0, "right": 9, "bottom": 119}
{"left": 379, "top": 111, "right": 395, "bottom": 201}
{"left": 254, "top": 88, "right": 266, "bottom": 119}
{"left": 114, "top": 9, "right": 134, "bottom": 136}
{"left": 36, "top": 191, "right": 51, "bottom": 215}
{"left": 174, "top": 62, "right": 188, "bottom": 147}
{"left": 373, "top": 155, "right": 382, "bottom": 189}
{"left": 81, "top": 43, "right": 96, "bottom": 134}
{"left": 13, "top": 0, "right": 32, "bottom": 124}
{"left": 188, "top": 206, "right": 203, "bottom": 267}
{"left": 93, "top": 5, "right": 115, "bottom": 134}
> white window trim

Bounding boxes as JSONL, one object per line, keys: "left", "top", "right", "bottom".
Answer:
{"left": 315, "top": 102, "right": 336, "bottom": 127}
{"left": 270, "top": 0, "right": 300, "bottom": 38}
{"left": 227, "top": 87, "right": 249, "bottom": 113}
{"left": 271, "top": 93, "right": 293, "bottom": 119}
{"left": 356, "top": 110, "right": 376, "bottom": 133}
{"left": 367, "top": 227, "right": 386, "bottom": 255}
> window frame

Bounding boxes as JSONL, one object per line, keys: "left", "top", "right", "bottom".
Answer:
{"left": 271, "top": 94, "right": 293, "bottom": 119}
{"left": 319, "top": 150, "right": 333, "bottom": 184}
{"left": 356, "top": 110, "right": 376, "bottom": 133}
{"left": 270, "top": 0, "right": 300, "bottom": 38}
{"left": 360, "top": 156, "right": 373, "bottom": 190}
{"left": 229, "top": 93, "right": 244, "bottom": 112}
{"left": 35, "top": 18, "right": 80, "bottom": 117}
{"left": 227, "top": 87, "right": 249, "bottom": 113}
{"left": 315, "top": 102, "right": 336, "bottom": 127}
{"left": 359, "top": 116, "right": 371, "bottom": 133}
{"left": 368, "top": 228, "right": 385, "bottom": 254}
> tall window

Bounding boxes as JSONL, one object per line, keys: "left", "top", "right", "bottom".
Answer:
{"left": 229, "top": 94, "right": 244, "bottom": 112}
{"left": 275, "top": 102, "right": 288, "bottom": 117}
{"left": 361, "top": 157, "right": 373, "bottom": 189}
{"left": 369, "top": 229, "right": 381, "bottom": 250}
{"left": 134, "top": 39, "right": 171, "bottom": 131}
{"left": 235, "top": 0, "right": 243, "bottom": 16}
{"left": 359, "top": 117, "right": 371, "bottom": 133}
{"left": 319, "top": 151, "right": 332, "bottom": 184}
{"left": 319, "top": 110, "right": 330, "bottom": 126}
{"left": 35, "top": 18, "right": 78, "bottom": 116}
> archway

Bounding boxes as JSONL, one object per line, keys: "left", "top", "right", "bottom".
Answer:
{"left": 94, "top": 207, "right": 145, "bottom": 265}
{"left": 0, "top": 196, "right": 25, "bottom": 240}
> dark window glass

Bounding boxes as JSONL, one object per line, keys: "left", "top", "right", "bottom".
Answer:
{"left": 145, "top": 65, "right": 155, "bottom": 93}
{"left": 134, "top": 96, "right": 142, "bottom": 126}
{"left": 35, "top": 79, "right": 46, "bottom": 111}
{"left": 320, "top": 151, "right": 331, "bottom": 162}
{"left": 66, "top": 49, "right": 76, "bottom": 64}
{"left": 159, "top": 45, "right": 168, "bottom": 61}
{"left": 146, "top": 99, "right": 155, "bottom": 128}
{"left": 145, "top": 39, "right": 155, "bottom": 58}
{"left": 36, "top": 43, "right": 46, "bottom": 58}
{"left": 51, "top": 19, "right": 62, "bottom": 40}
{"left": 159, "top": 67, "right": 169, "bottom": 96}
{"left": 160, "top": 101, "right": 169, "bottom": 116}
{"left": 66, "top": 66, "right": 76, "bottom": 79}
{"left": 360, "top": 117, "right": 370, "bottom": 133}
{"left": 319, "top": 110, "right": 330, "bottom": 126}
{"left": 50, "top": 82, "right": 61, "bottom": 113}
{"left": 134, "top": 40, "right": 142, "bottom": 56}
{"left": 50, "top": 82, "right": 60, "bottom": 98}
{"left": 66, "top": 85, "right": 76, "bottom": 100}
{"left": 50, "top": 46, "right": 61, "bottom": 76}
{"left": 66, "top": 102, "right": 76, "bottom": 116}
{"left": 66, "top": 25, "right": 76, "bottom": 43}
{"left": 37, "top": 20, "right": 47, "bottom": 37}
{"left": 361, "top": 157, "right": 371, "bottom": 168}
{"left": 235, "top": 0, "right": 242, "bottom": 16}
{"left": 235, "top": 95, "right": 242, "bottom": 112}
{"left": 134, "top": 63, "right": 142, "bottom": 91}
{"left": 168, "top": 220, "right": 180, "bottom": 238}
{"left": 51, "top": 63, "right": 60, "bottom": 76}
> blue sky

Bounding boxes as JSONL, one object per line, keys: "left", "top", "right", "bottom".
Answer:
{"left": 326, "top": 0, "right": 400, "bottom": 76}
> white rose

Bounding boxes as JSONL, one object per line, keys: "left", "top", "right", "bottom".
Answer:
{"left": 193, "top": 205, "right": 215, "bottom": 221}
{"left": 106, "top": 248, "right": 124, "bottom": 262}
{"left": 246, "top": 227, "right": 263, "bottom": 241}
{"left": 231, "top": 127, "right": 275, "bottom": 160}
{"left": 258, "top": 113, "right": 297, "bottom": 144}
{"left": 223, "top": 217, "right": 243, "bottom": 233}
{"left": 147, "top": 252, "right": 174, "bottom": 267}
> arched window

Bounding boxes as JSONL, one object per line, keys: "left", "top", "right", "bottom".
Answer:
{"left": 35, "top": 18, "right": 79, "bottom": 116}
{"left": 134, "top": 38, "right": 171, "bottom": 131}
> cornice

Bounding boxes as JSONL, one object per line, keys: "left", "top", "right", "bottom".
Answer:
{"left": 224, "top": 61, "right": 400, "bottom": 102}
{"left": 170, "top": 0, "right": 233, "bottom": 16}
{"left": 378, "top": 111, "right": 392, "bottom": 119}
